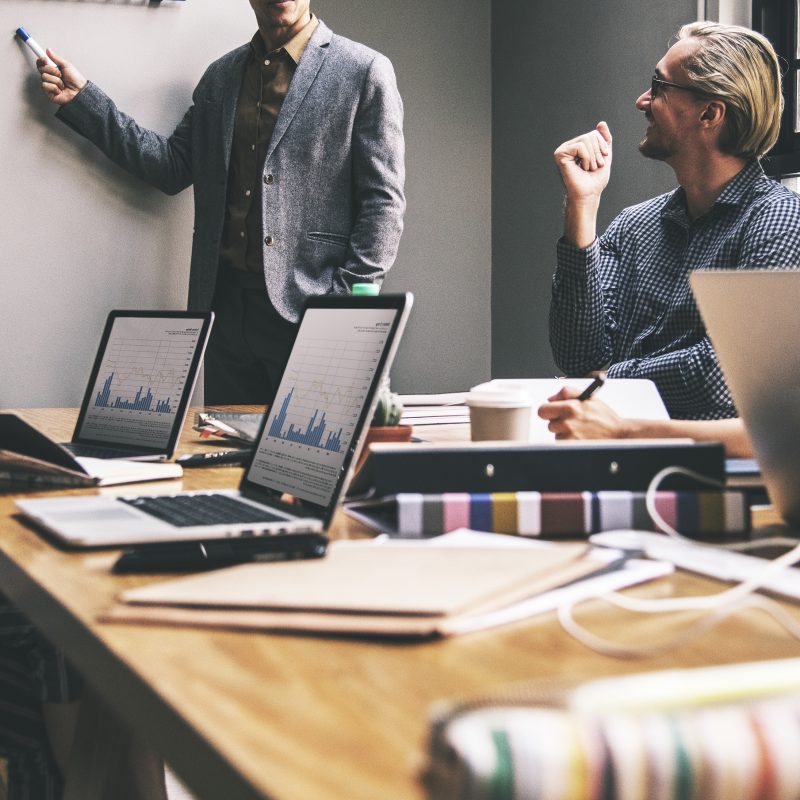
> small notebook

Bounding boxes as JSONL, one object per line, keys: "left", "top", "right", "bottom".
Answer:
{"left": 0, "top": 419, "right": 182, "bottom": 490}
{"left": 106, "top": 540, "right": 597, "bottom": 638}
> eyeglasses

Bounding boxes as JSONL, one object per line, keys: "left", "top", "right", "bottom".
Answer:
{"left": 650, "top": 75, "right": 712, "bottom": 99}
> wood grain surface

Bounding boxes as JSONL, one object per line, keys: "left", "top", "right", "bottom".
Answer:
{"left": 1, "top": 408, "right": 798, "bottom": 800}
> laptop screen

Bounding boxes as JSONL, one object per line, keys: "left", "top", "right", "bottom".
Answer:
{"left": 73, "top": 311, "right": 214, "bottom": 453}
{"left": 244, "top": 296, "right": 411, "bottom": 512}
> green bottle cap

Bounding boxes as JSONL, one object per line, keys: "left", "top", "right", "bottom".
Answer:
{"left": 351, "top": 283, "right": 380, "bottom": 296}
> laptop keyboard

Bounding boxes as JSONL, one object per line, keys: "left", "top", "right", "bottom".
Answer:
{"left": 121, "top": 494, "right": 286, "bottom": 528}
{"left": 63, "top": 443, "right": 149, "bottom": 459}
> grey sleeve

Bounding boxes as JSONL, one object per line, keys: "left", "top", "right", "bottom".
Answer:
{"left": 55, "top": 81, "right": 194, "bottom": 196}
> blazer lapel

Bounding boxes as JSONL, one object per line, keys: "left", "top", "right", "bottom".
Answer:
{"left": 266, "top": 21, "right": 333, "bottom": 160}
{"left": 220, "top": 47, "right": 250, "bottom": 171}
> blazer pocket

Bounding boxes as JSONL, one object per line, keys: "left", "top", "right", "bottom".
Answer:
{"left": 307, "top": 231, "right": 349, "bottom": 248}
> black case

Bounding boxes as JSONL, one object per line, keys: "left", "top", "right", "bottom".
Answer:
{"left": 347, "top": 441, "right": 726, "bottom": 498}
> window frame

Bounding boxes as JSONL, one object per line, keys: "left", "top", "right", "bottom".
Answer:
{"left": 752, "top": 0, "right": 800, "bottom": 175}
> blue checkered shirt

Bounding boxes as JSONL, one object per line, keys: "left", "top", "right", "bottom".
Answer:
{"left": 550, "top": 160, "right": 800, "bottom": 419}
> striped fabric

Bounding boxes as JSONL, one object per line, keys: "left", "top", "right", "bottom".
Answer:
{"left": 424, "top": 695, "right": 800, "bottom": 800}
{"left": 393, "top": 491, "right": 749, "bottom": 538}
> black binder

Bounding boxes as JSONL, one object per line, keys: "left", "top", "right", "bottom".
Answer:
{"left": 347, "top": 441, "right": 726, "bottom": 498}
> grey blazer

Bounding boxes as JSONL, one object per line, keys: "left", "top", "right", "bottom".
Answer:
{"left": 56, "top": 20, "right": 405, "bottom": 321}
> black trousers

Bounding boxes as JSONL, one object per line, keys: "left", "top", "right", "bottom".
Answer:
{"left": 204, "top": 269, "right": 299, "bottom": 406}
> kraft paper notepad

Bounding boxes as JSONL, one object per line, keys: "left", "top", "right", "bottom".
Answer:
{"left": 107, "top": 540, "right": 595, "bottom": 638}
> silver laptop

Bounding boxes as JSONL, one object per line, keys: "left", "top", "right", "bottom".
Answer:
{"left": 63, "top": 310, "right": 214, "bottom": 461}
{"left": 691, "top": 270, "right": 800, "bottom": 526}
{"left": 17, "top": 293, "right": 413, "bottom": 547}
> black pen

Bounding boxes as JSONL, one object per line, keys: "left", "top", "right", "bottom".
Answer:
{"left": 112, "top": 534, "right": 329, "bottom": 573}
{"left": 176, "top": 449, "right": 251, "bottom": 467}
{"left": 576, "top": 375, "right": 605, "bottom": 401}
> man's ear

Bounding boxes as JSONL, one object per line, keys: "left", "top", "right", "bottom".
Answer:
{"left": 700, "top": 99, "right": 726, "bottom": 126}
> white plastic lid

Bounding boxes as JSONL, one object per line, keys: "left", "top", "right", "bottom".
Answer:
{"left": 465, "top": 386, "right": 533, "bottom": 408}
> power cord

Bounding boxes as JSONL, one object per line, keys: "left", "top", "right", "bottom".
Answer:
{"left": 558, "top": 465, "right": 800, "bottom": 658}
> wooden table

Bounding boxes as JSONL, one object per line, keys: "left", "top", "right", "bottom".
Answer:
{"left": 1, "top": 408, "right": 799, "bottom": 800}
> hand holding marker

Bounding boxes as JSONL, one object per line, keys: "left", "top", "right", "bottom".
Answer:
{"left": 16, "top": 27, "right": 87, "bottom": 105}
{"left": 15, "top": 27, "right": 54, "bottom": 66}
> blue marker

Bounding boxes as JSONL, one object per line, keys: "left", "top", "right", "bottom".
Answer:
{"left": 15, "top": 26, "right": 52, "bottom": 64}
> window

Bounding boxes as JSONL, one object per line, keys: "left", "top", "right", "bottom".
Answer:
{"left": 752, "top": 0, "right": 800, "bottom": 176}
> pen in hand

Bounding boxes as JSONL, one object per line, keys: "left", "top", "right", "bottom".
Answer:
{"left": 576, "top": 375, "right": 605, "bottom": 402}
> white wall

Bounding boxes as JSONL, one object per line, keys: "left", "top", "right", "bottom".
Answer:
{"left": 2, "top": 1, "right": 253, "bottom": 407}
{"left": 2, "top": 0, "right": 492, "bottom": 406}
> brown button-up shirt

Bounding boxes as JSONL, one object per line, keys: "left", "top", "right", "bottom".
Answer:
{"left": 219, "top": 15, "right": 319, "bottom": 273}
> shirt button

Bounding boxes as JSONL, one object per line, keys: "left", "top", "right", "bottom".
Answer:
{"left": 264, "top": 59, "right": 271, "bottom": 66}
{"left": 240, "top": 231, "right": 245, "bottom": 238}
{"left": 265, "top": 236, "right": 274, "bottom": 246}
{"left": 264, "top": 174, "right": 274, "bottom": 185}
{"left": 245, "top": 189, "right": 251, "bottom": 197}
{"left": 251, "top": 144, "right": 256, "bottom": 151}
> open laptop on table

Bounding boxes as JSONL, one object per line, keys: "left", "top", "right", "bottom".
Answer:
{"left": 17, "top": 293, "right": 413, "bottom": 547}
{"left": 62, "top": 310, "right": 214, "bottom": 461}
{"left": 691, "top": 269, "right": 800, "bottom": 527}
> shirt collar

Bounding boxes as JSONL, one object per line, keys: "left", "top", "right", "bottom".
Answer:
{"left": 662, "top": 159, "right": 764, "bottom": 224}
{"left": 249, "top": 13, "right": 319, "bottom": 65}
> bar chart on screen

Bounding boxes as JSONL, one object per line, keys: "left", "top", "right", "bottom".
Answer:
{"left": 248, "top": 306, "right": 397, "bottom": 505}
{"left": 79, "top": 317, "right": 202, "bottom": 447}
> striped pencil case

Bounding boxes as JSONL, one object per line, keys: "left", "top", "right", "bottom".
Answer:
{"left": 423, "top": 660, "right": 800, "bottom": 800}
{"left": 344, "top": 490, "right": 750, "bottom": 537}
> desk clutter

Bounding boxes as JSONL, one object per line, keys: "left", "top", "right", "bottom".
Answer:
{"left": 423, "top": 658, "right": 800, "bottom": 800}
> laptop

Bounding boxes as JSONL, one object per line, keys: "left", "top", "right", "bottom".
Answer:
{"left": 62, "top": 310, "right": 214, "bottom": 461}
{"left": 17, "top": 293, "right": 413, "bottom": 547}
{"left": 690, "top": 269, "right": 800, "bottom": 526}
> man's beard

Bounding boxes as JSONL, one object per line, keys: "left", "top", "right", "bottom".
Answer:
{"left": 639, "top": 129, "right": 675, "bottom": 161}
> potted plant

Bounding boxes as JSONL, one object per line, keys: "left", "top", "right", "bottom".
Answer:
{"left": 356, "top": 381, "right": 412, "bottom": 472}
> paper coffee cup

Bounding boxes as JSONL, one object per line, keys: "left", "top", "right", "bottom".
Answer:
{"left": 466, "top": 387, "right": 532, "bottom": 442}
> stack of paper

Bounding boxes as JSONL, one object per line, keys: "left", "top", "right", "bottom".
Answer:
{"left": 399, "top": 392, "right": 469, "bottom": 427}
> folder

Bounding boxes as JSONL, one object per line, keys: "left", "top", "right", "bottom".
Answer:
{"left": 347, "top": 440, "right": 726, "bottom": 498}
{"left": 104, "top": 540, "right": 599, "bottom": 639}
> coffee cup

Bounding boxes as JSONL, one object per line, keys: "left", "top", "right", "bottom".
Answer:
{"left": 466, "top": 387, "right": 533, "bottom": 442}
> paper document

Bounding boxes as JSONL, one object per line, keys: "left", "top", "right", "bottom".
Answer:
{"left": 398, "top": 393, "right": 469, "bottom": 426}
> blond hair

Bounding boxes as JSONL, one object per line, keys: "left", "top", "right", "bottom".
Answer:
{"left": 678, "top": 21, "right": 783, "bottom": 159}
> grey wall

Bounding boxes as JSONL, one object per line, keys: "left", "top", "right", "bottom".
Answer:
{"left": 491, "top": 0, "right": 698, "bottom": 378}
{"left": 314, "top": 0, "right": 492, "bottom": 393}
{"left": 1, "top": 0, "right": 491, "bottom": 406}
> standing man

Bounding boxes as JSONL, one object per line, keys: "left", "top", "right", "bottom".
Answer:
{"left": 36, "top": 0, "right": 405, "bottom": 404}
{"left": 550, "top": 22, "right": 800, "bottom": 420}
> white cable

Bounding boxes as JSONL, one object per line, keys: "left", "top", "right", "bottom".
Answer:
{"left": 644, "top": 465, "right": 722, "bottom": 540}
{"left": 558, "top": 592, "right": 800, "bottom": 659}
{"left": 645, "top": 465, "right": 795, "bottom": 551}
{"left": 558, "top": 464, "right": 800, "bottom": 656}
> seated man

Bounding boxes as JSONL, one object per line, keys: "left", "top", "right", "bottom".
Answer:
{"left": 550, "top": 21, "right": 800, "bottom": 420}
